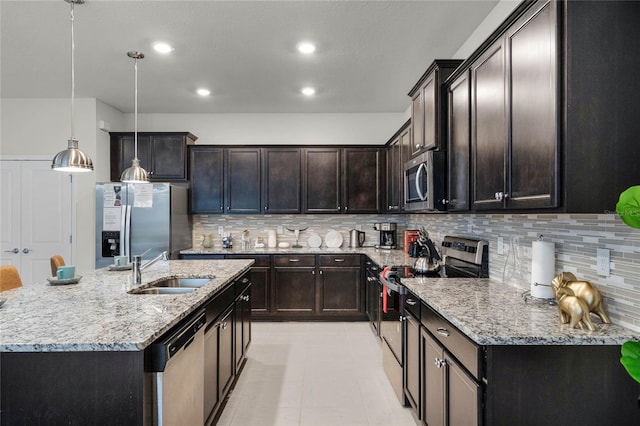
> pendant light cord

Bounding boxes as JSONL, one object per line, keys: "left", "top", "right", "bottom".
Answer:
{"left": 70, "top": 1, "right": 76, "bottom": 141}
{"left": 134, "top": 57, "right": 139, "bottom": 161}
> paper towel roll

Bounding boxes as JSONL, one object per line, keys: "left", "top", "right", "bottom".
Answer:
{"left": 531, "top": 240, "right": 555, "bottom": 299}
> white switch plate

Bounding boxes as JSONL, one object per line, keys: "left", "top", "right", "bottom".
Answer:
{"left": 596, "top": 248, "right": 610, "bottom": 277}
{"left": 218, "top": 226, "right": 224, "bottom": 236}
{"left": 497, "top": 237, "right": 504, "bottom": 255}
{"left": 277, "top": 226, "right": 283, "bottom": 234}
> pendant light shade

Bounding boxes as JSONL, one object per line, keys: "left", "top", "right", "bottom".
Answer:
{"left": 52, "top": 0, "right": 94, "bottom": 173}
{"left": 120, "top": 51, "right": 149, "bottom": 183}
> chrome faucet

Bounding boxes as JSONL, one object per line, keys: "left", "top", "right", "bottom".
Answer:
{"left": 132, "top": 251, "right": 169, "bottom": 285}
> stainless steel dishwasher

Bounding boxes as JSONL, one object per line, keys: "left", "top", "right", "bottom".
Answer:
{"left": 145, "top": 309, "right": 206, "bottom": 426}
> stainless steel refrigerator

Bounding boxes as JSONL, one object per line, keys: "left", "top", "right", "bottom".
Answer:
{"left": 95, "top": 182, "right": 191, "bottom": 268}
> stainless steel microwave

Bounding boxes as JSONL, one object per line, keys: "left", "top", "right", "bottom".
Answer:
{"left": 403, "top": 150, "right": 446, "bottom": 211}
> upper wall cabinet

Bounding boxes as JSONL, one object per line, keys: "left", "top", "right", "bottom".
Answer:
{"left": 446, "top": 71, "right": 471, "bottom": 212}
{"left": 110, "top": 132, "right": 196, "bottom": 182}
{"left": 302, "top": 147, "right": 382, "bottom": 214}
{"left": 470, "top": 0, "right": 557, "bottom": 210}
{"left": 448, "top": 0, "right": 640, "bottom": 213}
{"left": 408, "top": 60, "right": 463, "bottom": 156}
{"left": 190, "top": 146, "right": 381, "bottom": 215}
{"left": 385, "top": 121, "right": 411, "bottom": 213}
{"left": 262, "top": 148, "right": 301, "bottom": 214}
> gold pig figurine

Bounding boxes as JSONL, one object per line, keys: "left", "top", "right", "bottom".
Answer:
{"left": 555, "top": 287, "right": 595, "bottom": 331}
{"left": 551, "top": 272, "right": 611, "bottom": 329}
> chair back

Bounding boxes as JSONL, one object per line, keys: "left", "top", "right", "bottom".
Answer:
{"left": 0, "top": 265, "right": 23, "bottom": 292}
{"left": 50, "top": 255, "right": 66, "bottom": 277}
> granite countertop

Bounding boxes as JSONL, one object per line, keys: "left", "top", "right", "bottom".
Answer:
{"left": 400, "top": 277, "right": 640, "bottom": 346}
{"left": 0, "top": 259, "right": 253, "bottom": 353}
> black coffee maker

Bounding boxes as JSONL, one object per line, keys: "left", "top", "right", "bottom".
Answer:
{"left": 374, "top": 222, "right": 397, "bottom": 249}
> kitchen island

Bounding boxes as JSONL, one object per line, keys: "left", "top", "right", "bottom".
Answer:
{"left": 0, "top": 259, "right": 253, "bottom": 425}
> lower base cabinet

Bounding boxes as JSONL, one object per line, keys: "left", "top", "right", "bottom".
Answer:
{"left": 183, "top": 253, "right": 365, "bottom": 320}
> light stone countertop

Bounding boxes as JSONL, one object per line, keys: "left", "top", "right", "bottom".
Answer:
{"left": 0, "top": 259, "right": 252, "bottom": 352}
{"left": 182, "top": 246, "right": 640, "bottom": 345}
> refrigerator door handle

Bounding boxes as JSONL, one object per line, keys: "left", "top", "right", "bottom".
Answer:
{"left": 122, "top": 205, "right": 132, "bottom": 258}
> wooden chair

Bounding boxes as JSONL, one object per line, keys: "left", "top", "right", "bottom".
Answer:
{"left": 50, "top": 255, "right": 66, "bottom": 277}
{"left": 0, "top": 265, "right": 23, "bottom": 292}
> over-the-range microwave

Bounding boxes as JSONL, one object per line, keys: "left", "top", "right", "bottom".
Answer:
{"left": 403, "top": 150, "right": 446, "bottom": 212}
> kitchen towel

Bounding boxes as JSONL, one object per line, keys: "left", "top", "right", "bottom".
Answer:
{"left": 531, "top": 239, "right": 555, "bottom": 299}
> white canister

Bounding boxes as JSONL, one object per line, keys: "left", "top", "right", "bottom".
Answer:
{"left": 267, "top": 230, "right": 277, "bottom": 248}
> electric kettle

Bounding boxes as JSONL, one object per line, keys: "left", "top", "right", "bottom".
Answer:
{"left": 349, "top": 229, "right": 365, "bottom": 248}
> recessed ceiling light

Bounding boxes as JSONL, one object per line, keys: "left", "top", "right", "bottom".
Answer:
{"left": 197, "top": 88, "right": 211, "bottom": 97}
{"left": 153, "top": 42, "right": 173, "bottom": 54}
{"left": 301, "top": 87, "right": 316, "bottom": 96}
{"left": 297, "top": 42, "right": 316, "bottom": 54}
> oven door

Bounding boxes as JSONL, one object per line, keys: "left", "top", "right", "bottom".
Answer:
{"left": 380, "top": 281, "right": 405, "bottom": 364}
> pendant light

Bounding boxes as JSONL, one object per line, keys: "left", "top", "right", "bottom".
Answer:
{"left": 52, "top": 0, "right": 94, "bottom": 173}
{"left": 120, "top": 51, "right": 150, "bottom": 183}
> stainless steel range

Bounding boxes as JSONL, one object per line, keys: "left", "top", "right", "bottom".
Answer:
{"left": 378, "top": 235, "right": 489, "bottom": 404}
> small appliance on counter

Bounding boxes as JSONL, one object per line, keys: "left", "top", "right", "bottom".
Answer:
{"left": 374, "top": 222, "right": 397, "bottom": 249}
{"left": 412, "top": 228, "right": 441, "bottom": 275}
{"left": 404, "top": 230, "right": 419, "bottom": 255}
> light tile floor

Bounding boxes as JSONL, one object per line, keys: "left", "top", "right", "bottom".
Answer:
{"left": 216, "top": 322, "right": 418, "bottom": 426}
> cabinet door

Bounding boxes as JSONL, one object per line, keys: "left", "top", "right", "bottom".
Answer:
{"left": 386, "top": 138, "right": 401, "bottom": 212}
{"left": 273, "top": 267, "right": 316, "bottom": 313}
{"left": 343, "top": 148, "right": 381, "bottom": 213}
{"left": 400, "top": 125, "right": 412, "bottom": 170}
{"left": 422, "top": 74, "right": 437, "bottom": 150}
{"left": 248, "top": 267, "right": 270, "bottom": 316}
{"left": 234, "top": 286, "right": 251, "bottom": 370}
{"left": 225, "top": 148, "right": 261, "bottom": 214}
{"left": 411, "top": 90, "right": 424, "bottom": 157}
{"left": 218, "top": 308, "right": 235, "bottom": 398}
{"left": 422, "top": 329, "right": 445, "bottom": 426}
{"left": 189, "top": 146, "right": 224, "bottom": 214}
{"left": 404, "top": 308, "right": 420, "bottom": 414}
{"left": 318, "top": 267, "right": 362, "bottom": 314}
{"left": 302, "top": 148, "right": 341, "bottom": 213}
{"left": 471, "top": 39, "right": 507, "bottom": 210}
{"left": 262, "top": 148, "right": 301, "bottom": 213}
{"left": 149, "top": 134, "right": 188, "bottom": 180}
{"left": 204, "top": 319, "right": 220, "bottom": 422}
{"left": 447, "top": 353, "right": 481, "bottom": 426}
{"left": 110, "top": 134, "right": 150, "bottom": 181}
{"left": 447, "top": 71, "right": 471, "bottom": 211}
{"left": 506, "top": 0, "right": 558, "bottom": 209}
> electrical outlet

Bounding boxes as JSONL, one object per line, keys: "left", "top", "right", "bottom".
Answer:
{"left": 497, "top": 237, "right": 504, "bottom": 255}
{"left": 218, "top": 226, "right": 224, "bottom": 236}
{"left": 277, "top": 226, "right": 283, "bottom": 234}
{"left": 596, "top": 248, "right": 610, "bottom": 277}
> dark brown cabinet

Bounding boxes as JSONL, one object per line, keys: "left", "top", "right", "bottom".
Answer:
{"left": 421, "top": 329, "right": 480, "bottom": 426}
{"left": 273, "top": 255, "right": 317, "bottom": 315}
{"left": 446, "top": 71, "right": 471, "bottom": 211}
{"left": 470, "top": 0, "right": 557, "bottom": 210}
{"left": 302, "top": 148, "right": 341, "bottom": 213}
{"left": 318, "top": 255, "right": 362, "bottom": 316}
{"left": 470, "top": 38, "right": 507, "bottom": 211}
{"left": 302, "top": 147, "right": 382, "bottom": 214}
{"left": 262, "top": 148, "right": 301, "bottom": 213}
{"left": 403, "top": 293, "right": 420, "bottom": 415}
{"left": 385, "top": 121, "right": 410, "bottom": 213}
{"left": 234, "top": 280, "right": 251, "bottom": 371}
{"left": 342, "top": 148, "right": 382, "bottom": 213}
{"left": 110, "top": 132, "right": 196, "bottom": 182}
{"left": 189, "top": 146, "right": 224, "bottom": 214}
{"left": 226, "top": 148, "right": 261, "bottom": 214}
{"left": 408, "top": 60, "right": 463, "bottom": 156}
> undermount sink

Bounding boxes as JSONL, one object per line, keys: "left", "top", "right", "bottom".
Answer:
{"left": 150, "top": 277, "right": 212, "bottom": 288}
{"left": 128, "top": 277, "right": 213, "bottom": 295}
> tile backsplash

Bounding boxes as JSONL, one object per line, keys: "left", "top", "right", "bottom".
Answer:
{"left": 192, "top": 213, "right": 640, "bottom": 332}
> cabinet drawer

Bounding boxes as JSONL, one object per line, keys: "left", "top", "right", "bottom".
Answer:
{"left": 273, "top": 255, "right": 316, "bottom": 267}
{"left": 404, "top": 291, "right": 420, "bottom": 319}
{"left": 421, "top": 303, "right": 481, "bottom": 379}
{"left": 318, "top": 255, "right": 360, "bottom": 267}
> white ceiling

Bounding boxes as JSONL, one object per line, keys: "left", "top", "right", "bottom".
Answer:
{"left": 1, "top": 0, "right": 499, "bottom": 114}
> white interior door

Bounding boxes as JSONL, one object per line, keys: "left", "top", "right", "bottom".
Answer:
{"left": 0, "top": 160, "right": 73, "bottom": 284}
